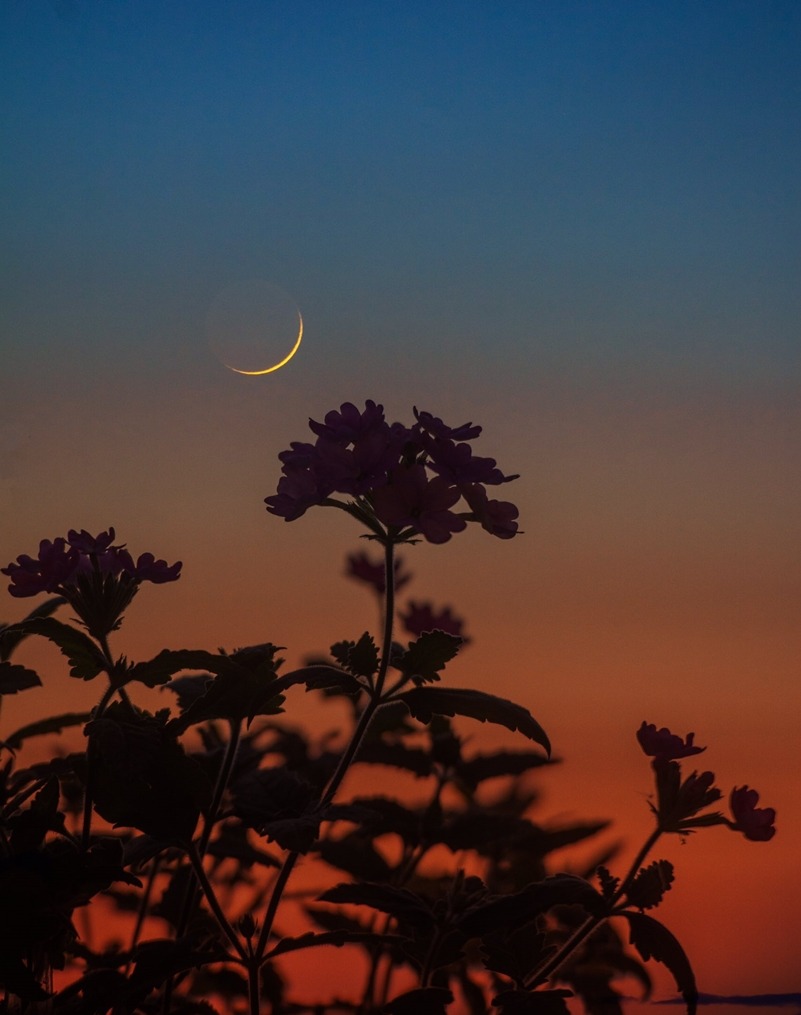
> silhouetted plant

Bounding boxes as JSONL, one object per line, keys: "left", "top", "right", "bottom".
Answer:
{"left": 0, "top": 401, "right": 775, "bottom": 1014}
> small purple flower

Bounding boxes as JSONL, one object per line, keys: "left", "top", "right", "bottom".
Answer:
{"left": 278, "top": 442, "right": 317, "bottom": 470}
{"left": 345, "top": 551, "right": 412, "bottom": 595}
{"left": 637, "top": 722, "right": 706, "bottom": 762}
{"left": 118, "top": 551, "right": 182, "bottom": 584}
{"left": 309, "top": 400, "right": 387, "bottom": 444}
{"left": 265, "top": 467, "right": 330, "bottom": 521}
{"left": 313, "top": 429, "right": 400, "bottom": 496}
{"left": 66, "top": 527, "right": 117, "bottom": 555}
{"left": 401, "top": 601, "right": 469, "bottom": 642}
{"left": 413, "top": 407, "right": 482, "bottom": 441}
{"left": 423, "top": 437, "right": 517, "bottom": 486}
{"left": 730, "top": 786, "right": 776, "bottom": 842}
{"left": 462, "top": 484, "right": 520, "bottom": 539}
{"left": 2, "top": 538, "right": 80, "bottom": 597}
{"left": 370, "top": 464, "right": 466, "bottom": 544}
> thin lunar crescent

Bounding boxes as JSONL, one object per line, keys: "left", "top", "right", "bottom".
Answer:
{"left": 223, "top": 312, "right": 303, "bottom": 376}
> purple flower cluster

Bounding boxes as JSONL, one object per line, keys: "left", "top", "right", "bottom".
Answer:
{"left": 265, "top": 402, "right": 520, "bottom": 543}
{"left": 2, "top": 528, "right": 182, "bottom": 599}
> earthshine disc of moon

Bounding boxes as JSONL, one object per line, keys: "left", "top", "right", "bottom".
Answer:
{"left": 205, "top": 280, "right": 303, "bottom": 375}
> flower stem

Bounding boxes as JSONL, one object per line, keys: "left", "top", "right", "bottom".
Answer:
{"left": 187, "top": 841, "right": 248, "bottom": 960}
{"left": 525, "top": 824, "right": 664, "bottom": 988}
{"left": 253, "top": 539, "right": 399, "bottom": 981}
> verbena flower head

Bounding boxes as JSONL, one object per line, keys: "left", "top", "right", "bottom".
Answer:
{"left": 3, "top": 529, "right": 181, "bottom": 638}
{"left": 637, "top": 721, "right": 706, "bottom": 762}
{"left": 264, "top": 401, "right": 521, "bottom": 543}
{"left": 729, "top": 786, "right": 776, "bottom": 841}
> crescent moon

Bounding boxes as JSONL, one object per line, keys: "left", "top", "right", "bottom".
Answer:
{"left": 223, "top": 312, "right": 303, "bottom": 376}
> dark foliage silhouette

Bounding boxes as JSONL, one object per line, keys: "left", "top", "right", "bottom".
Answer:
{"left": 0, "top": 401, "right": 775, "bottom": 1014}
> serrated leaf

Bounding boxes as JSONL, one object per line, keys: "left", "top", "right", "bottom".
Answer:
{"left": 318, "top": 882, "right": 434, "bottom": 931}
{"left": 0, "top": 596, "right": 66, "bottom": 661}
{"left": 87, "top": 702, "right": 211, "bottom": 843}
{"left": 344, "top": 796, "right": 424, "bottom": 844}
{"left": 264, "top": 929, "right": 395, "bottom": 960}
{"left": 399, "top": 687, "right": 551, "bottom": 756}
{"left": 620, "top": 911, "right": 697, "bottom": 1015}
{"left": 352, "top": 738, "right": 434, "bottom": 776}
{"left": 318, "top": 833, "right": 393, "bottom": 882}
{"left": 461, "top": 875, "right": 606, "bottom": 937}
{"left": 0, "top": 661, "right": 42, "bottom": 695}
{"left": 331, "top": 632, "right": 379, "bottom": 678}
{"left": 169, "top": 657, "right": 285, "bottom": 732}
{"left": 627, "top": 859, "right": 675, "bottom": 911}
{"left": 2, "top": 712, "right": 92, "bottom": 752}
{"left": 394, "top": 630, "right": 463, "bottom": 685}
{"left": 597, "top": 865, "right": 620, "bottom": 902}
{"left": 457, "top": 750, "right": 554, "bottom": 788}
{"left": 17, "top": 616, "right": 105, "bottom": 680}
{"left": 126, "top": 648, "right": 224, "bottom": 688}
{"left": 286, "top": 663, "right": 363, "bottom": 695}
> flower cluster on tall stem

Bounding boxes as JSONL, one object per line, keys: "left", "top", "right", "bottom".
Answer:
{"left": 2, "top": 528, "right": 181, "bottom": 639}
{"left": 265, "top": 402, "right": 521, "bottom": 542}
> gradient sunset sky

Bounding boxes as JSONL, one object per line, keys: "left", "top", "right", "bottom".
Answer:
{"left": 2, "top": 1, "right": 800, "bottom": 1006}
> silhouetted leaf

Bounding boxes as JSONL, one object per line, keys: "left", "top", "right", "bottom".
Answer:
{"left": 169, "top": 647, "right": 286, "bottom": 732}
{"left": 290, "top": 663, "right": 363, "bottom": 694}
{"left": 125, "top": 649, "right": 221, "bottom": 688}
{"left": 620, "top": 911, "right": 697, "bottom": 1015}
{"left": 206, "top": 823, "right": 282, "bottom": 869}
{"left": 163, "top": 673, "right": 214, "bottom": 710}
{"left": 0, "top": 954, "right": 50, "bottom": 1002}
{"left": 384, "top": 987, "right": 454, "bottom": 1014}
{"left": 492, "top": 989, "right": 574, "bottom": 1014}
{"left": 597, "top": 865, "right": 620, "bottom": 903}
{"left": 128, "top": 937, "right": 228, "bottom": 997}
{"left": 319, "top": 882, "right": 434, "bottom": 930}
{"left": 265, "top": 929, "right": 396, "bottom": 959}
{"left": 87, "top": 702, "right": 211, "bottom": 843}
{"left": 232, "top": 767, "right": 320, "bottom": 852}
{"left": 331, "top": 632, "right": 379, "bottom": 678}
{"left": 461, "top": 875, "right": 606, "bottom": 937}
{"left": 2, "top": 712, "right": 91, "bottom": 752}
{"left": 7, "top": 777, "right": 66, "bottom": 852}
{"left": 352, "top": 738, "right": 434, "bottom": 776}
{"left": 318, "top": 833, "right": 393, "bottom": 882}
{"left": 346, "top": 796, "right": 423, "bottom": 843}
{"left": 398, "top": 687, "right": 551, "bottom": 755}
{"left": 16, "top": 616, "right": 105, "bottom": 680}
{"left": 481, "top": 922, "right": 553, "bottom": 986}
{"left": 393, "top": 630, "right": 463, "bottom": 684}
{"left": 457, "top": 749, "right": 554, "bottom": 788}
{"left": 0, "top": 596, "right": 66, "bottom": 661}
{"left": 439, "top": 813, "right": 537, "bottom": 853}
{"left": 0, "top": 661, "right": 41, "bottom": 695}
{"left": 627, "top": 860, "right": 674, "bottom": 911}
{"left": 305, "top": 904, "right": 373, "bottom": 936}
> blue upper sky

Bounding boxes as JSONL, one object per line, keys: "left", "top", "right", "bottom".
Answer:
{"left": 2, "top": 0, "right": 799, "bottom": 389}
